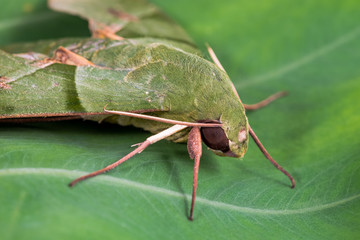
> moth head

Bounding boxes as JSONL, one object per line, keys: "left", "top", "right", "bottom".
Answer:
{"left": 200, "top": 121, "right": 249, "bottom": 158}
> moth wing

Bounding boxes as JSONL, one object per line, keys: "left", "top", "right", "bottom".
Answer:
{"left": 0, "top": 49, "right": 170, "bottom": 119}
{"left": 1, "top": 38, "right": 87, "bottom": 57}
{"left": 2, "top": 37, "right": 201, "bottom": 62}
{"left": 74, "top": 65, "right": 170, "bottom": 113}
{"left": 49, "top": 0, "right": 194, "bottom": 45}
{"left": 0, "top": 49, "right": 85, "bottom": 119}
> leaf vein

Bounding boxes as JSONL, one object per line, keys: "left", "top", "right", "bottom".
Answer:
{"left": 1, "top": 168, "right": 359, "bottom": 215}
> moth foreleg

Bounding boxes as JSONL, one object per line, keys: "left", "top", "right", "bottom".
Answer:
{"left": 187, "top": 127, "right": 202, "bottom": 221}
{"left": 243, "top": 91, "right": 288, "bottom": 110}
{"left": 69, "top": 124, "right": 188, "bottom": 187}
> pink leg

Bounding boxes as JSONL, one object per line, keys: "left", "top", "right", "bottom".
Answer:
{"left": 69, "top": 124, "right": 188, "bottom": 187}
{"left": 249, "top": 125, "right": 295, "bottom": 188}
{"left": 69, "top": 141, "right": 151, "bottom": 187}
{"left": 243, "top": 91, "right": 288, "bottom": 110}
{"left": 187, "top": 127, "right": 202, "bottom": 220}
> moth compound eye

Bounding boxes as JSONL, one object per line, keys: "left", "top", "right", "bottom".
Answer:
{"left": 200, "top": 127, "right": 230, "bottom": 152}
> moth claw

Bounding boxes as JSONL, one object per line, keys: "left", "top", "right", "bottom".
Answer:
{"left": 131, "top": 142, "right": 143, "bottom": 147}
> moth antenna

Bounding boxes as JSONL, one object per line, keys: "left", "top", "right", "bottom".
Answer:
{"left": 103, "top": 107, "right": 222, "bottom": 127}
{"left": 206, "top": 43, "right": 225, "bottom": 71}
{"left": 248, "top": 125, "right": 295, "bottom": 188}
{"left": 69, "top": 124, "right": 188, "bottom": 187}
{"left": 206, "top": 43, "right": 243, "bottom": 104}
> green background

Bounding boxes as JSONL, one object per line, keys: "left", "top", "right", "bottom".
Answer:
{"left": 1, "top": 0, "right": 360, "bottom": 239}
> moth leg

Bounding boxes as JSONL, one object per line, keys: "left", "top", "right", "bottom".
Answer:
{"left": 243, "top": 91, "right": 288, "bottom": 110}
{"left": 69, "top": 124, "right": 188, "bottom": 187}
{"left": 249, "top": 125, "right": 295, "bottom": 188}
{"left": 53, "top": 46, "right": 96, "bottom": 66}
{"left": 187, "top": 127, "right": 202, "bottom": 220}
{"left": 104, "top": 108, "right": 222, "bottom": 128}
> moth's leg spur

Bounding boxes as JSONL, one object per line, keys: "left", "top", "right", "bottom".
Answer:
{"left": 249, "top": 125, "right": 295, "bottom": 188}
{"left": 187, "top": 127, "right": 202, "bottom": 221}
{"left": 69, "top": 124, "right": 188, "bottom": 187}
{"left": 243, "top": 91, "right": 288, "bottom": 111}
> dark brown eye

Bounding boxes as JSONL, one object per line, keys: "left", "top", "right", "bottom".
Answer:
{"left": 200, "top": 127, "right": 230, "bottom": 152}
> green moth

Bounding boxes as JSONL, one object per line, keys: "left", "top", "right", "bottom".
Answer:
{"left": 0, "top": 0, "right": 294, "bottom": 220}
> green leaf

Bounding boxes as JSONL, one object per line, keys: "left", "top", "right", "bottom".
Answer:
{"left": 0, "top": 0, "right": 89, "bottom": 45}
{"left": 1, "top": 0, "right": 360, "bottom": 240}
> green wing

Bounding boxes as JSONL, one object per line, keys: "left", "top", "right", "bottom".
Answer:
{"left": 2, "top": 38, "right": 201, "bottom": 59}
{"left": 49, "top": 0, "right": 194, "bottom": 45}
{"left": 0, "top": 0, "right": 202, "bottom": 120}
{"left": 0, "top": 49, "right": 84, "bottom": 118}
{"left": 0, "top": 39, "right": 181, "bottom": 119}
{"left": 0, "top": 37, "right": 238, "bottom": 129}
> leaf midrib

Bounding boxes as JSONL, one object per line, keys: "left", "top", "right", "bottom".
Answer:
{"left": 1, "top": 167, "right": 358, "bottom": 215}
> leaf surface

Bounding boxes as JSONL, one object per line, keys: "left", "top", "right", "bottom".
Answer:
{"left": 1, "top": 0, "right": 360, "bottom": 239}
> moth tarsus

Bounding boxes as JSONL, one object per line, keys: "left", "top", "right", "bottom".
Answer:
{"left": 249, "top": 126, "right": 295, "bottom": 188}
{"left": 69, "top": 140, "right": 152, "bottom": 187}
{"left": 69, "top": 124, "right": 188, "bottom": 187}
